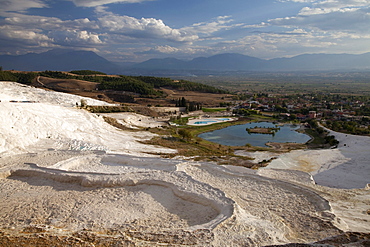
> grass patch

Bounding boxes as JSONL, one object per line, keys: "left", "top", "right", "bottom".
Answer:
{"left": 304, "top": 129, "right": 324, "bottom": 144}
{"left": 103, "top": 113, "right": 308, "bottom": 168}
{"left": 141, "top": 133, "right": 258, "bottom": 167}
{"left": 169, "top": 116, "right": 191, "bottom": 125}
{"left": 304, "top": 128, "right": 330, "bottom": 148}
{"left": 144, "top": 116, "right": 289, "bottom": 168}
{"left": 202, "top": 108, "right": 227, "bottom": 113}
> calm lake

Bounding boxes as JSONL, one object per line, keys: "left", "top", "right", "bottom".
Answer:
{"left": 198, "top": 122, "right": 311, "bottom": 147}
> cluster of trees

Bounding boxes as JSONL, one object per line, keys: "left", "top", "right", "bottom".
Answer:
{"left": 0, "top": 70, "right": 17, "bottom": 81}
{"left": 232, "top": 108, "right": 260, "bottom": 116}
{"left": 40, "top": 70, "right": 74, "bottom": 79}
{"left": 0, "top": 70, "right": 37, "bottom": 84}
{"left": 305, "top": 119, "right": 339, "bottom": 147}
{"left": 0, "top": 69, "right": 227, "bottom": 97}
{"left": 356, "top": 105, "right": 370, "bottom": 117}
{"left": 69, "top": 70, "right": 106, "bottom": 75}
{"left": 324, "top": 135, "right": 340, "bottom": 146}
{"left": 71, "top": 73, "right": 227, "bottom": 96}
{"left": 36, "top": 71, "right": 227, "bottom": 97}
{"left": 97, "top": 76, "right": 160, "bottom": 96}
{"left": 219, "top": 102, "right": 232, "bottom": 107}
{"left": 132, "top": 76, "right": 228, "bottom": 94}
{"left": 324, "top": 120, "right": 370, "bottom": 135}
{"left": 175, "top": 97, "right": 202, "bottom": 112}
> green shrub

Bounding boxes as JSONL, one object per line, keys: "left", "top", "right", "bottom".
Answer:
{"left": 70, "top": 70, "right": 106, "bottom": 75}
{"left": 178, "top": 129, "right": 193, "bottom": 140}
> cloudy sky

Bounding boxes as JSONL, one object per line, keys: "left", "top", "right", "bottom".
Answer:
{"left": 0, "top": 0, "right": 369, "bottom": 62}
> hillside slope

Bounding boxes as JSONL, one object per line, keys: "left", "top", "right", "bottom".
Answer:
{"left": 0, "top": 81, "right": 172, "bottom": 155}
{"left": 0, "top": 81, "right": 368, "bottom": 246}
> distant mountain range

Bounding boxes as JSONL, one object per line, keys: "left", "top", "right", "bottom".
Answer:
{"left": 0, "top": 49, "right": 121, "bottom": 74}
{"left": 1, "top": 49, "right": 369, "bottom": 75}
{"left": 133, "top": 53, "right": 370, "bottom": 72}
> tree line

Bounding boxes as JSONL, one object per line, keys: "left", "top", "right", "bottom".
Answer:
{"left": 0, "top": 69, "right": 227, "bottom": 97}
{"left": 175, "top": 97, "right": 202, "bottom": 112}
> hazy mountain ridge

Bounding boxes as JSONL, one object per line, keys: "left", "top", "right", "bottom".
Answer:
{"left": 188, "top": 53, "right": 265, "bottom": 70}
{"left": 1, "top": 49, "right": 369, "bottom": 74}
{"left": 267, "top": 53, "right": 370, "bottom": 71}
{"left": 134, "top": 52, "right": 370, "bottom": 72}
{"left": 0, "top": 49, "right": 121, "bottom": 74}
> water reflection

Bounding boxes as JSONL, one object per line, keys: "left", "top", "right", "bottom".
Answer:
{"left": 198, "top": 122, "right": 311, "bottom": 147}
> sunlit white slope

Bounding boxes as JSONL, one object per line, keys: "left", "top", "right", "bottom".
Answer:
{"left": 0, "top": 81, "right": 175, "bottom": 156}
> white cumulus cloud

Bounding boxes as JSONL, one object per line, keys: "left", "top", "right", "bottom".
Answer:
{"left": 181, "top": 16, "right": 236, "bottom": 37}
{"left": 0, "top": 14, "right": 103, "bottom": 53}
{"left": 96, "top": 8, "right": 198, "bottom": 42}
{"left": 269, "top": 7, "right": 370, "bottom": 33}
{"left": 49, "top": 30, "right": 103, "bottom": 46}
{"left": 0, "top": 0, "right": 47, "bottom": 15}
{"left": 69, "top": 0, "right": 154, "bottom": 7}
{"left": 0, "top": 25, "right": 51, "bottom": 44}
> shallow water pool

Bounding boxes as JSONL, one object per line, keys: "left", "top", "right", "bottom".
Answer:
{"left": 198, "top": 121, "right": 311, "bottom": 147}
{"left": 193, "top": 120, "right": 218, "bottom": 124}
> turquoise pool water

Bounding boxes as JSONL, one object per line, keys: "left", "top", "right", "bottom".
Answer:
{"left": 191, "top": 118, "right": 232, "bottom": 125}
{"left": 194, "top": 120, "right": 218, "bottom": 124}
{"left": 198, "top": 121, "right": 311, "bottom": 147}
